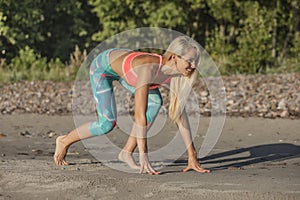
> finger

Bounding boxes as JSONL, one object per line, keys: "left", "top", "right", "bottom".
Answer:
{"left": 54, "top": 157, "right": 59, "bottom": 165}
{"left": 148, "top": 166, "right": 156, "bottom": 173}
{"left": 142, "top": 169, "right": 152, "bottom": 175}
{"left": 202, "top": 169, "right": 211, "bottom": 173}
{"left": 151, "top": 169, "right": 161, "bottom": 175}
{"left": 140, "top": 165, "right": 145, "bottom": 174}
{"left": 56, "top": 160, "right": 61, "bottom": 166}
{"left": 62, "top": 160, "right": 69, "bottom": 166}
{"left": 148, "top": 171, "right": 160, "bottom": 175}
{"left": 147, "top": 171, "right": 154, "bottom": 175}
{"left": 144, "top": 167, "right": 154, "bottom": 175}
{"left": 142, "top": 167, "right": 155, "bottom": 174}
{"left": 148, "top": 169, "right": 161, "bottom": 175}
{"left": 152, "top": 171, "right": 161, "bottom": 175}
{"left": 182, "top": 166, "right": 190, "bottom": 172}
{"left": 194, "top": 165, "right": 211, "bottom": 173}
{"left": 141, "top": 166, "right": 157, "bottom": 175}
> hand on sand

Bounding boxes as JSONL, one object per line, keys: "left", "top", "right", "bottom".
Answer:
{"left": 183, "top": 157, "right": 210, "bottom": 173}
{"left": 139, "top": 153, "right": 161, "bottom": 175}
{"left": 54, "top": 136, "right": 69, "bottom": 166}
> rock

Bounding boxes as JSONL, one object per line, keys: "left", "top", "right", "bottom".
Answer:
{"left": 47, "top": 131, "right": 56, "bottom": 138}
{"left": 200, "top": 91, "right": 209, "bottom": 97}
{"left": 0, "top": 133, "right": 7, "bottom": 139}
{"left": 32, "top": 149, "right": 43, "bottom": 154}
{"left": 0, "top": 73, "right": 299, "bottom": 118}
{"left": 200, "top": 97, "right": 208, "bottom": 104}
{"left": 280, "top": 110, "right": 289, "bottom": 118}
{"left": 277, "top": 99, "right": 287, "bottom": 110}
{"left": 20, "top": 131, "right": 32, "bottom": 137}
{"left": 228, "top": 166, "right": 244, "bottom": 170}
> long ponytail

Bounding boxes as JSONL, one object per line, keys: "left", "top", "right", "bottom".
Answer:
{"left": 164, "top": 36, "right": 200, "bottom": 122}
{"left": 168, "top": 72, "right": 197, "bottom": 121}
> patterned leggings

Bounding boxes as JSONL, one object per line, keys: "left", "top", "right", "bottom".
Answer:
{"left": 89, "top": 49, "right": 163, "bottom": 136}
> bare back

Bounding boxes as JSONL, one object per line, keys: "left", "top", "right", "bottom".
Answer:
{"left": 109, "top": 49, "right": 170, "bottom": 87}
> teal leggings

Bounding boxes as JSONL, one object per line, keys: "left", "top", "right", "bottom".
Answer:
{"left": 89, "top": 49, "right": 163, "bottom": 136}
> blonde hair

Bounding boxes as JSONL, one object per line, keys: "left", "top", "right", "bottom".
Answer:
{"left": 164, "top": 36, "right": 201, "bottom": 122}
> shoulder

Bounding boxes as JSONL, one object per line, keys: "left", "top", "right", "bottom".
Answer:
{"left": 144, "top": 53, "right": 162, "bottom": 64}
{"left": 132, "top": 53, "right": 161, "bottom": 71}
{"left": 134, "top": 52, "right": 161, "bottom": 64}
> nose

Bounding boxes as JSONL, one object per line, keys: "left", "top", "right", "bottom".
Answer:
{"left": 190, "top": 61, "right": 196, "bottom": 68}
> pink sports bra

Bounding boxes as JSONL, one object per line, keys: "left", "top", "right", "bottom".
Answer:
{"left": 122, "top": 52, "right": 172, "bottom": 89}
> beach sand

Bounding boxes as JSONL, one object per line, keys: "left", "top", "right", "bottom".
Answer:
{"left": 0, "top": 114, "right": 299, "bottom": 200}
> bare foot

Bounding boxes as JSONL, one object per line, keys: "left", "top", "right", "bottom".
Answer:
{"left": 118, "top": 150, "right": 140, "bottom": 170}
{"left": 54, "top": 136, "right": 69, "bottom": 166}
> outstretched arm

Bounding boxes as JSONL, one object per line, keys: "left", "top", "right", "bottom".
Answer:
{"left": 176, "top": 109, "right": 210, "bottom": 173}
{"left": 133, "top": 65, "right": 160, "bottom": 175}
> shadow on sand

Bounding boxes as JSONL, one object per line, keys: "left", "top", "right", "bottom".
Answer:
{"left": 67, "top": 143, "right": 300, "bottom": 174}
{"left": 172, "top": 143, "right": 300, "bottom": 171}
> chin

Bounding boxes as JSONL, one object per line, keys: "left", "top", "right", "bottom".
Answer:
{"left": 180, "top": 73, "right": 187, "bottom": 77}
{"left": 183, "top": 72, "right": 192, "bottom": 77}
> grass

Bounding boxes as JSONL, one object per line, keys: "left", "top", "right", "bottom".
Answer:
{"left": 0, "top": 47, "right": 299, "bottom": 86}
{"left": 0, "top": 45, "right": 86, "bottom": 86}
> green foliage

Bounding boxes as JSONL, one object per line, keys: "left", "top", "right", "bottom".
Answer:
{"left": 205, "top": 0, "right": 300, "bottom": 75}
{"left": 291, "top": 33, "right": 300, "bottom": 57}
{"left": 0, "top": 0, "right": 98, "bottom": 62}
{"left": 0, "top": 0, "right": 299, "bottom": 83}
{"left": 142, "top": 1, "right": 187, "bottom": 28}
{"left": 232, "top": 2, "right": 274, "bottom": 74}
{"left": 0, "top": 0, "right": 45, "bottom": 60}
{"left": 0, "top": 12, "right": 15, "bottom": 45}
{"left": 88, "top": 0, "right": 137, "bottom": 41}
{"left": 272, "top": 32, "right": 300, "bottom": 73}
{"left": 38, "top": 0, "right": 98, "bottom": 61}
{"left": 10, "top": 46, "right": 47, "bottom": 81}
{"left": 5, "top": 46, "right": 79, "bottom": 82}
{"left": 89, "top": 0, "right": 193, "bottom": 42}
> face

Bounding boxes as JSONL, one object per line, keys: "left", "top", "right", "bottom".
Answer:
{"left": 175, "top": 48, "right": 198, "bottom": 77}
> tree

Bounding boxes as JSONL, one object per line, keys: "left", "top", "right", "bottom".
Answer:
{"left": 0, "top": 0, "right": 99, "bottom": 62}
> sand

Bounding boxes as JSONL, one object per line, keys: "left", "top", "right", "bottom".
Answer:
{"left": 0, "top": 114, "right": 299, "bottom": 200}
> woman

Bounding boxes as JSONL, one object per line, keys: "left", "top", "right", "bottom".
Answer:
{"left": 54, "top": 36, "right": 210, "bottom": 174}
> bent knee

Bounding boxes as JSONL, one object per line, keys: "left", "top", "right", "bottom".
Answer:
{"left": 89, "top": 120, "right": 116, "bottom": 136}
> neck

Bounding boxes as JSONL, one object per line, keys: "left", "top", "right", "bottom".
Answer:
{"left": 161, "top": 56, "right": 180, "bottom": 76}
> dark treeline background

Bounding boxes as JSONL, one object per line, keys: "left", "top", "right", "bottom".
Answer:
{"left": 0, "top": 0, "right": 299, "bottom": 82}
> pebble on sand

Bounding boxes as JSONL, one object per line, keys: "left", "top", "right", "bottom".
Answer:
{"left": 0, "top": 132, "right": 7, "bottom": 139}
{"left": 0, "top": 74, "right": 299, "bottom": 119}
